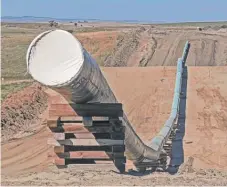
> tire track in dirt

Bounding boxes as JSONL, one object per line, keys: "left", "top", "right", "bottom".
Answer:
{"left": 188, "top": 38, "right": 218, "bottom": 66}
{"left": 139, "top": 36, "right": 157, "bottom": 67}
{"left": 161, "top": 33, "right": 185, "bottom": 66}
{"left": 202, "top": 39, "right": 217, "bottom": 66}
{"left": 104, "top": 28, "right": 227, "bottom": 66}
{"left": 2, "top": 126, "right": 51, "bottom": 175}
{"left": 195, "top": 40, "right": 206, "bottom": 66}
{"left": 209, "top": 40, "right": 217, "bottom": 66}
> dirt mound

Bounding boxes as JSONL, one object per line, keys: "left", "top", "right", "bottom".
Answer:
{"left": 1, "top": 83, "right": 48, "bottom": 142}
{"left": 103, "top": 28, "right": 227, "bottom": 66}
{"left": 104, "top": 28, "right": 142, "bottom": 66}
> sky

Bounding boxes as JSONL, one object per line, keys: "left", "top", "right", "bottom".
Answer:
{"left": 1, "top": 0, "right": 227, "bottom": 23}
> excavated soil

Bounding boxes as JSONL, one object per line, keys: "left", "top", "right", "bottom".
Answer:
{"left": 1, "top": 67, "right": 227, "bottom": 186}
{"left": 1, "top": 83, "right": 48, "bottom": 142}
{"left": 104, "top": 27, "right": 227, "bottom": 66}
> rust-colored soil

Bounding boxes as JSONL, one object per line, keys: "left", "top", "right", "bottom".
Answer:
{"left": 1, "top": 67, "right": 227, "bottom": 185}
{"left": 184, "top": 67, "right": 227, "bottom": 170}
{"left": 1, "top": 83, "right": 48, "bottom": 142}
{"left": 105, "top": 28, "right": 227, "bottom": 66}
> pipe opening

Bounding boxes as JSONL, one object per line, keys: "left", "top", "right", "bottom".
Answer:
{"left": 26, "top": 30, "right": 84, "bottom": 87}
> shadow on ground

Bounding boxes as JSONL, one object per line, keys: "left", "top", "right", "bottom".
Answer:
{"left": 167, "top": 65, "right": 188, "bottom": 174}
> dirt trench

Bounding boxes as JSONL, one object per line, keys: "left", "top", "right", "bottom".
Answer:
{"left": 104, "top": 27, "right": 227, "bottom": 66}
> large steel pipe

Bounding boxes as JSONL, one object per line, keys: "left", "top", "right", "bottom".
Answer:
{"left": 26, "top": 29, "right": 158, "bottom": 163}
{"left": 149, "top": 41, "right": 190, "bottom": 153}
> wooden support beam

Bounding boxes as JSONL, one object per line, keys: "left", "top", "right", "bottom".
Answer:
{"left": 49, "top": 103, "right": 123, "bottom": 117}
{"left": 53, "top": 132, "right": 124, "bottom": 140}
{"left": 50, "top": 151, "right": 111, "bottom": 159}
{"left": 53, "top": 158, "right": 114, "bottom": 166}
{"left": 53, "top": 145, "right": 125, "bottom": 153}
{"left": 47, "top": 138, "right": 124, "bottom": 146}
{"left": 47, "top": 119, "right": 117, "bottom": 128}
{"left": 53, "top": 133, "right": 95, "bottom": 140}
{"left": 48, "top": 116, "right": 110, "bottom": 123}
{"left": 49, "top": 124, "right": 119, "bottom": 133}
{"left": 54, "top": 146, "right": 65, "bottom": 153}
{"left": 47, "top": 117, "right": 61, "bottom": 128}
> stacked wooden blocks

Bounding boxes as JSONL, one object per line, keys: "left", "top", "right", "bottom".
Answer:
{"left": 47, "top": 102, "right": 126, "bottom": 173}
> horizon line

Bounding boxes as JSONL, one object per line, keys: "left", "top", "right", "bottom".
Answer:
{"left": 1, "top": 15, "right": 227, "bottom": 24}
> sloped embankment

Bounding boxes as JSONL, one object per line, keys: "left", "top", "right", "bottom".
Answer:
{"left": 1, "top": 83, "right": 48, "bottom": 142}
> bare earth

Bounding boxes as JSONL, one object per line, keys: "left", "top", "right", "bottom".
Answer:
{"left": 105, "top": 27, "right": 227, "bottom": 67}
{"left": 2, "top": 67, "right": 227, "bottom": 186}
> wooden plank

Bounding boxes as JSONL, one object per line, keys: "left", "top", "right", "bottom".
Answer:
{"left": 73, "top": 133, "right": 95, "bottom": 139}
{"left": 49, "top": 104, "right": 77, "bottom": 117}
{"left": 50, "top": 151, "right": 111, "bottom": 159}
{"left": 50, "top": 125, "right": 110, "bottom": 133}
{"left": 70, "top": 109, "right": 123, "bottom": 117}
{"left": 60, "top": 116, "right": 82, "bottom": 121}
{"left": 92, "top": 117, "right": 109, "bottom": 121}
{"left": 48, "top": 122, "right": 83, "bottom": 129}
{"left": 49, "top": 103, "right": 123, "bottom": 117}
{"left": 48, "top": 138, "right": 60, "bottom": 146}
{"left": 47, "top": 117, "right": 61, "bottom": 128}
{"left": 70, "top": 103, "right": 122, "bottom": 111}
{"left": 53, "top": 158, "right": 114, "bottom": 166}
{"left": 47, "top": 116, "right": 87, "bottom": 127}
{"left": 53, "top": 132, "right": 124, "bottom": 140}
{"left": 53, "top": 133, "right": 65, "bottom": 140}
{"left": 48, "top": 116, "right": 109, "bottom": 123}
{"left": 53, "top": 145, "right": 125, "bottom": 153}
{"left": 53, "top": 133, "right": 95, "bottom": 140}
{"left": 48, "top": 138, "right": 124, "bottom": 146}
{"left": 47, "top": 119, "right": 115, "bottom": 128}
{"left": 49, "top": 124, "right": 121, "bottom": 133}
{"left": 54, "top": 146, "right": 65, "bottom": 153}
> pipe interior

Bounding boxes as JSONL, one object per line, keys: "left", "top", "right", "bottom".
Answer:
{"left": 26, "top": 30, "right": 84, "bottom": 86}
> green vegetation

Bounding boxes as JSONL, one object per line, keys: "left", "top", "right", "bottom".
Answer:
{"left": 1, "top": 82, "right": 32, "bottom": 101}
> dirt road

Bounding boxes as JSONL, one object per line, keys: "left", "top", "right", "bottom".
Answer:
{"left": 105, "top": 27, "right": 227, "bottom": 66}
{"left": 2, "top": 67, "right": 227, "bottom": 185}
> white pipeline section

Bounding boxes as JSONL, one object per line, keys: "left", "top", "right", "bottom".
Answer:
{"left": 26, "top": 29, "right": 189, "bottom": 164}
{"left": 26, "top": 29, "right": 159, "bottom": 163}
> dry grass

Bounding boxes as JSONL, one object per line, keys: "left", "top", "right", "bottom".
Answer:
{"left": 143, "top": 21, "right": 227, "bottom": 27}
{"left": 76, "top": 31, "right": 119, "bottom": 65}
{"left": 1, "top": 33, "right": 35, "bottom": 79}
{"left": 1, "top": 23, "right": 120, "bottom": 79}
{"left": 1, "top": 82, "right": 32, "bottom": 101}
